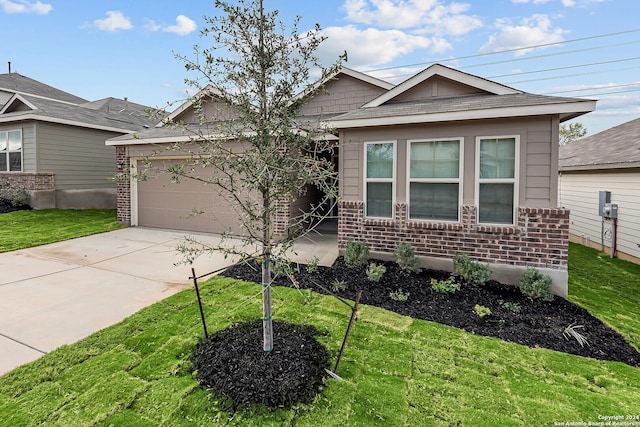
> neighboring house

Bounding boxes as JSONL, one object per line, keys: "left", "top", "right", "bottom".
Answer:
{"left": 109, "top": 64, "right": 595, "bottom": 297}
{"left": 559, "top": 117, "right": 640, "bottom": 263}
{"left": 0, "top": 72, "right": 154, "bottom": 209}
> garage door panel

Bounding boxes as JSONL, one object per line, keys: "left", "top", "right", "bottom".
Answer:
{"left": 136, "top": 160, "right": 245, "bottom": 234}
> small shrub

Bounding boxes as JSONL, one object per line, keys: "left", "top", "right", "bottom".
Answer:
{"left": 453, "top": 253, "right": 492, "bottom": 286}
{"left": 306, "top": 255, "right": 319, "bottom": 274}
{"left": 389, "top": 289, "right": 409, "bottom": 302}
{"left": 331, "top": 279, "right": 347, "bottom": 292}
{"left": 393, "top": 242, "right": 419, "bottom": 273}
{"left": 474, "top": 304, "right": 491, "bottom": 318}
{"left": 0, "top": 180, "right": 30, "bottom": 207}
{"left": 366, "top": 263, "right": 386, "bottom": 282}
{"left": 430, "top": 276, "right": 460, "bottom": 293}
{"left": 518, "top": 268, "right": 553, "bottom": 301}
{"left": 497, "top": 299, "right": 522, "bottom": 314}
{"left": 344, "top": 240, "right": 369, "bottom": 267}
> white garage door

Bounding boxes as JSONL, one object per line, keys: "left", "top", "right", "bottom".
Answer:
{"left": 135, "top": 159, "right": 245, "bottom": 234}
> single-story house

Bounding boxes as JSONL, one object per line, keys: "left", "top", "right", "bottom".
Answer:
{"left": 0, "top": 71, "right": 154, "bottom": 209}
{"left": 109, "top": 64, "right": 596, "bottom": 297}
{"left": 559, "top": 117, "right": 640, "bottom": 263}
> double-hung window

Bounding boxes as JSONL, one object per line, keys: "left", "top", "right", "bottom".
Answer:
{"left": 477, "top": 136, "right": 518, "bottom": 224}
{"left": 365, "top": 141, "right": 395, "bottom": 218}
{"left": 408, "top": 139, "right": 462, "bottom": 221}
{"left": 0, "top": 130, "right": 23, "bottom": 172}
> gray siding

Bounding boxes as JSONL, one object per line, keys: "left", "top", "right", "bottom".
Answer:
{"left": 300, "top": 74, "right": 387, "bottom": 116}
{"left": 36, "top": 122, "right": 120, "bottom": 189}
{"left": 389, "top": 76, "right": 485, "bottom": 103}
{"left": 340, "top": 116, "right": 557, "bottom": 209}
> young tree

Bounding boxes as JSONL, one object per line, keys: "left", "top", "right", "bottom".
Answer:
{"left": 559, "top": 122, "right": 587, "bottom": 146}
{"left": 159, "top": 0, "right": 344, "bottom": 351}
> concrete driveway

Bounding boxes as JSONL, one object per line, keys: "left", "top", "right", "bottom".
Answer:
{"left": 0, "top": 227, "right": 338, "bottom": 376}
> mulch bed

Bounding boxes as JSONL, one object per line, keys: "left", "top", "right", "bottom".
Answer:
{"left": 221, "top": 257, "right": 640, "bottom": 368}
{"left": 0, "top": 201, "right": 31, "bottom": 214}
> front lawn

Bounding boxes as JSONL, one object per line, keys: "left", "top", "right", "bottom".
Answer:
{"left": 0, "top": 242, "right": 638, "bottom": 426}
{"left": 0, "top": 209, "right": 124, "bottom": 253}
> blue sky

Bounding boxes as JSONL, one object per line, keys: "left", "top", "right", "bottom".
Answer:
{"left": 2, "top": 0, "right": 639, "bottom": 135}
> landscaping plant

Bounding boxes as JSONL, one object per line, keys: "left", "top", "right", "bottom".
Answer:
{"left": 430, "top": 276, "right": 461, "bottom": 293}
{"left": 452, "top": 253, "right": 492, "bottom": 286}
{"left": 393, "top": 242, "right": 419, "bottom": 273}
{"left": 344, "top": 239, "right": 369, "bottom": 268}
{"left": 518, "top": 268, "right": 553, "bottom": 301}
{"left": 366, "top": 263, "right": 386, "bottom": 282}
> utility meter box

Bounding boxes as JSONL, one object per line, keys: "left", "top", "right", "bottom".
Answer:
{"left": 603, "top": 203, "right": 618, "bottom": 219}
{"left": 598, "top": 191, "right": 611, "bottom": 217}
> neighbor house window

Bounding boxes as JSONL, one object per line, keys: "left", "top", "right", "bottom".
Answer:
{"left": 408, "top": 138, "right": 462, "bottom": 221}
{"left": 365, "top": 141, "right": 395, "bottom": 218}
{"left": 477, "top": 136, "right": 518, "bottom": 224}
{"left": 0, "top": 130, "right": 22, "bottom": 172}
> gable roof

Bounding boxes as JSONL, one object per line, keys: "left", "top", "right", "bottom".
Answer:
{"left": 0, "top": 72, "right": 88, "bottom": 105}
{"left": 0, "top": 93, "right": 154, "bottom": 133}
{"left": 559, "top": 117, "right": 640, "bottom": 171}
{"left": 362, "top": 63, "right": 520, "bottom": 108}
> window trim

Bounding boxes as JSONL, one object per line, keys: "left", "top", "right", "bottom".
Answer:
{"left": 0, "top": 129, "right": 23, "bottom": 172}
{"left": 364, "top": 140, "right": 396, "bottom": 219}
{"left": 406, "top": 137, "right": 463, "bottom": 222}
{"left": 475, "top": 135, "right": 520, "bottom": 225}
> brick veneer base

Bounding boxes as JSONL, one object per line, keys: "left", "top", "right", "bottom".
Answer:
{"left": 0, "top": 172, "right": 55, "bottom": 191}
{"left": 338, "top": 201, "right": 569, "bottom": 271}
{"left": 115, "top": 146, "right": 131, "bottom": 225}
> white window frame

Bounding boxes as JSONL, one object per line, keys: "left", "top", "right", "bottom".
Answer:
{"left": 406, "top": 137, "right": 463, "bottom": 222}
{"left": 364, "top": 141, "right": 396, "bottom": 219}
{"left": 0, "top": 129, "right": 23, "bottom": 172}
{"left": 475, "top": 135, "right": 520, "bottom": 225}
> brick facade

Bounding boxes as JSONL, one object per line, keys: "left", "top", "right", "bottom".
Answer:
{"left": 338, "top": 201, "right": 569, "bottom": 271}
{"left": 0, "top": 172, "right": 55, "bottom": 190}
{"left": 115, "top": 146, "right": 131, "bottom": 225}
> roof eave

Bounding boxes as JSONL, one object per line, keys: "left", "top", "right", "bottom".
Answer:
{"left": 328, "top": 100, "right": 596, "bottom": 129}
{"left": 0, "top": 113, "right": 139, "bottom": 134}
{"left": 560, "top": 162, "right": 640, "bottom": 172}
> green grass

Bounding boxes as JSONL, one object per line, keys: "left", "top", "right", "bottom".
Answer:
{"left": 0, "top": 209, "right": 124, "bottom": 253}
{"left": 568, "top": 242, "right": 640, "bottom": 351}
{"left": 1, "top": 241, "right": 639, "bottom": 426}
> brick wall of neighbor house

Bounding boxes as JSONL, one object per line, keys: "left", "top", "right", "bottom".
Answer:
{"left": 338, "top": 201, "right": 570, "bottom": 270}
{"left": 115, "top": 146, "right": 131, "bottom": 225}
{"left": 0, "top": 172, "right": 55, "bottom": 190}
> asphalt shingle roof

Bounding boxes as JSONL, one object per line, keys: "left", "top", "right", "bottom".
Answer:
{"left": 0, "top": 73, "right": 88, "bottom": 104}
{"left": 559, "top": 117, "right": 640, "bottom": 169}
{"left": 331, "top": 93, "right": 589, "bottom": 122}
{"left": 1, "top": 94, "right": 155, "bottom": 132}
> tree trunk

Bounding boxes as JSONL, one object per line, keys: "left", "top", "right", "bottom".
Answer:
{"left": 261, "top": 251, "right": 274, "bottom": 352}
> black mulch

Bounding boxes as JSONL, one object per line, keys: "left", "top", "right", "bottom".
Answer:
{"left": 221, "top": 257, "right": 640, "bottom": 369}
{"left": 0, "top": 201, "right": 31, "bottom": 214}
{"left": 192, "top": 319, "right": 329, "bottom": 409}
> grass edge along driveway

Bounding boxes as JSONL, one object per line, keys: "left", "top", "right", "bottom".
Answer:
{"left": 0, "top": 209, "right": 124, "bottom": 253}
{"left": 0, "top": 242, "right": 638, "bottom": 426}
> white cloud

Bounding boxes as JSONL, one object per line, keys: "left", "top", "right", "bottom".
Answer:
{"left": 480, "top": 14, "right": 567, "bottom": 56}
{"left": 317, "top": 25, "right": 447, "bottom": 67}
{"left": 163, "top": 15, "right": 197, "bottom": 36}
{"left": 143, "top": 19, "right": 162, "bottom": 33}
{"left": 342, "top": 0, "right": 482, "bottom": 35}
{"left": 87, "top": 11, "right": 133, "bottom": 32}
{"left": 0, "top": 0, "right": 51, "bottom": 14}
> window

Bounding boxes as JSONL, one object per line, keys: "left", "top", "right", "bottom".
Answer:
{"left": 408, "top": 139, "right": 462, "bottom": 221}
{"left": 477, "top": 136, "right": 518, "bottom": 224}
{"left": 0, "top": 130, "right": 22, "bottom": 172}
{"left": 365, "top": 142, "right": 395, "bottom": 218}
